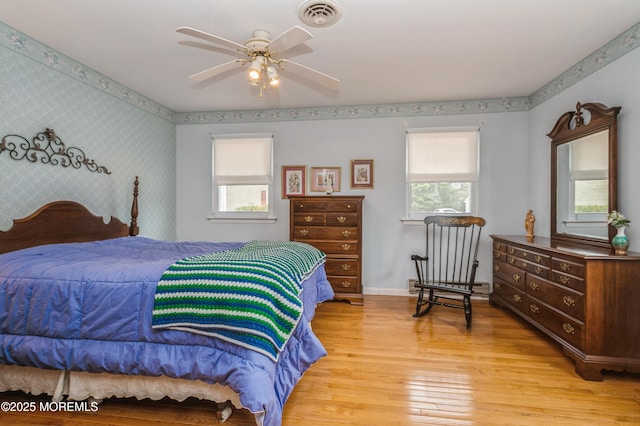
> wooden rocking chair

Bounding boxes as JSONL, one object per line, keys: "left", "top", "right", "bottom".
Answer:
{"left": 411, "top": 215, "right": 485, "bottom": 328}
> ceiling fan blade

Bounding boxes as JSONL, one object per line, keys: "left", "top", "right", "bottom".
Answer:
{"left": 279, "top": 60, "right": 339, "bottom": 90}
{"left": 267, "top": 26, "right": 312, "bottom": 55}
{"left": 177, "top": 27, "right": 247, "bottom": 53}
{"left": 189, "top": 60, "right": 246, "bottom": 83}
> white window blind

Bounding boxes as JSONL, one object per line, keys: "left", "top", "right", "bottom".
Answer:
{"left": 407, "top": 130, "right": 479, "bottom": 183}
{"left": 213, "top": 134, "right": 273, "bottom": 185}
{"left": 570, "top": 130, "right": 608, "bottom": 180}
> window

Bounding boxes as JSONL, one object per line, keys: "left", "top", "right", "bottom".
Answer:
{"left": 569, "top": 132, "right": 608, "bottom": 216}
{"left": 406, "top": 128, "right": 479, "bottom": 219}
{"left": 212, "top": 133, "right": 273, "bottom": 219}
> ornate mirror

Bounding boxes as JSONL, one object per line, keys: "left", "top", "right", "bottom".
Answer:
{"left": 548, "top": 102, "right": 621, "bottom": 249}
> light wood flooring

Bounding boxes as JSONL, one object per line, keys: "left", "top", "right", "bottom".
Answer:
{"left": 1, "top": 295, "right": 639, "bottom": 425}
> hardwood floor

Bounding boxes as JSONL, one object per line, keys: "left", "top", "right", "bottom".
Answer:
{"left": 1, "top": 295, "right": 639, "bottom": 425}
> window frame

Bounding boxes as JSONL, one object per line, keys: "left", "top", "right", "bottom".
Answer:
{"left": 405, "top": 127, "right": 480, "bottom": 221}
{"left": 210, "top": 133, "right": 275, "bottom": 222}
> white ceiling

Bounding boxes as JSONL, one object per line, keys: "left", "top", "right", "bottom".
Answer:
{"left": 2, "top": 0, "right": 640, "bottom": 113}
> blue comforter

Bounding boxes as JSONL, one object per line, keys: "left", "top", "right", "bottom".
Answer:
{"left": 0, "top": 237, "right": 334, "bottom": 426}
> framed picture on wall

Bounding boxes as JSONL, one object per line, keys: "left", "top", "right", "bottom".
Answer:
{"left": 310, "top": 167, "right": 341, "bottom": 193}
{"left": 281, "top": 165, "right": 306, "bottom": 198}
{"left": 350, "top": 159, "right": 374, "bottom": 189}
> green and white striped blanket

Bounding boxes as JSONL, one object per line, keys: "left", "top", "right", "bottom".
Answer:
{"left": 151, "top": 240, "right": 326, "bottom": 361}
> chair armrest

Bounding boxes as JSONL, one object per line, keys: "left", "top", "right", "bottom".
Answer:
{"left": 411, "top": 254, "right": 428, "bottom": 261}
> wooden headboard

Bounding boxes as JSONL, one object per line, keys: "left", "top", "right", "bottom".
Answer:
{"left": 0, "top": 177, "right": 140, "bottom": 254}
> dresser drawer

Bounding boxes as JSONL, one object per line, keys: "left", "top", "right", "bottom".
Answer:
{"left": 326, "top": 213, "right": 359, "bottom": 227}
{"left": 550, "top": 270, "right": 585, "bottom": 292}
{"left": 324, "top": 258, "right": 359, "bottom": 276}
{"left": 507, "top": 246, "right": 551, "bottom": 267}
{"left": 292, "top": 213, "right": 325, "bottom": 226}
{"left": 552, "top": 258, "right": 585, "bottom": 278}
{"left": 506, "top": 255, "right": 549, "bottom": 278}
{"left": 493, "top": 279, "right": 526, "bottom": 313}
{"left": 327, "top": 275, "right": 360, "bottom": 294}
{"left": 525, "top": 296, "right": 584, "bottom": 350}
{"left": 493, "top": 260, "right": 526, "bottom": 290}
{"left": 494, "top": 250, "right": 507, "bottom": 263}
{"left": 312, "top": 241, "right": 359, "bottom": 255}
{"left": 292, "top": 200, "right": 360, "bottom": 213}
{"left": 493, "top": 240, "right": 507, "bottom": 253}
{"left": 293, "top": 226, "right": 358, "bottom": 240}
{"left": 526, "top": 275, "right": 585, "bottom": 321}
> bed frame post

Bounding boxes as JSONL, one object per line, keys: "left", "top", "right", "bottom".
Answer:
{"left": 129, "top": 176, "right": 140, "bottom": 236}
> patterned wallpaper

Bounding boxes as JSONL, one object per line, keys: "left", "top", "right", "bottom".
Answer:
{"left": 0, "top": 27, "right": 176, "bottom": 240}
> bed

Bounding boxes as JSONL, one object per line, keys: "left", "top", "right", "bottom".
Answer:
{"left": 0, "top": 179, "right": 334, "bottom": 425}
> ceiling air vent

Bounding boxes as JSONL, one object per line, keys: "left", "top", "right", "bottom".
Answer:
{"left": 298, "top": 0, "right": 343, "bottom": 27}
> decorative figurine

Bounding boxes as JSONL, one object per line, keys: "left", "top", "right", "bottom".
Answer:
{"left": 525, "top": 210, "right": 536, "bottom": 240}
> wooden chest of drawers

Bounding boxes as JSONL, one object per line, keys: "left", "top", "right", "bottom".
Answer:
{"left": 290, "top": 196, "right": 364, "bottom": 305}
{"left": 490, "top": 235, "right": 640, "bottom": 381}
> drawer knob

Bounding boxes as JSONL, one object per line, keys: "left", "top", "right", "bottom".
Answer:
{"left": 341, "top": 281, "right": 351, "bottom": 288}
{"left": 341, "top": 263, "right": 351, "bottom": 271}
{"left": 494, "top": 283, "right": 502, "bottom": 290}
{"left": 512, "top": 273, "right": 521, "bottom": 283}
{"left": 495, "top": 243, "right": 503, "bottom": 250}
{"left": 560, "top": 276, "right": 571, "bottom": 285}
{"left": 560, "top": 262, "right": 571, "bottom": 272}
{"left": 508, "top": 257, "right": 515, "bottom": 264}
{"left": 337, "top": 216, "right": 347, "bottom": 223}
{"left": 513, "top": 294, "right": 522, "bottom": 303}
{"left": 522, "top": 252, "right": 528, "bottom": 257}
{"left": 529, "top": 304, "right": 540, "bottom": 314}
{"left": 509, "top": 248, "right": 515, "bottom": 254}
{"left": 299, "top": 229, "right": 309, "bottom": 236}
{"left": 342, "top": 230, "right": 351, "bottom": 237}
{"left": 494, "top": 265, "right": 501, "bottom": 272}
{"left": 535, "top": 266, "right": 543, "bottom": 275}
{"left": 529, "top": 282, "right": 539, "bottom": 291}
{"left": 304, "top": 216, "right": 314, "bottom": 223}
{"left": 563, "top": 295, "right": 576, "bottom": 307}
{"left": 341, "top": 244, "right": 351, "bottom": 251}
{"left": 535, "top": 255, "right": 543, "bottom": 263}
{"left": 563, "top": 323, "right": 576, "bottom": 335}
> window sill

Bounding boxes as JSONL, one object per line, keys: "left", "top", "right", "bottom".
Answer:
{"left": 562, "top": 220, "right": 606, "bottom": 228}
{"left": 207, "top": 216, "right": 277, "bottom": 224}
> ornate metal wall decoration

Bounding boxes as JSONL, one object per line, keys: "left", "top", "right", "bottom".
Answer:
{"left": 0, "top": 128, "right": 111, "bottom": 174}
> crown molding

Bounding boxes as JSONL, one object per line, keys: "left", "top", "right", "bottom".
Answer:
{"left": 2, "top": 21, "right": 639, "bottom": 124}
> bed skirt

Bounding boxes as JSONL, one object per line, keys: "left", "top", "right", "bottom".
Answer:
{"left": 0, "top": 364, "right": 259, "bottom": 424}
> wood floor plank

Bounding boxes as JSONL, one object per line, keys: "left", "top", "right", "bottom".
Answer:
{"left": 1, "top": 295, "right": 639, "bottom": 425}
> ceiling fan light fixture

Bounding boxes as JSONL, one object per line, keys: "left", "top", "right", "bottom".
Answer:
{"left": 248, "top": 56, "right": 265, "bottom": 80}
{"left": 267, "top": 66, "right": 279, "bottom": 86}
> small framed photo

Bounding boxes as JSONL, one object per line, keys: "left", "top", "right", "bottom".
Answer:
{"left": 310, "top": 167, "right": 341, "bottom": 192}
{"left": 351, "top": 159, "right": 374, "bottom": 189}
{"left": 281, "top": 165, "right": 306, "bottom": 198}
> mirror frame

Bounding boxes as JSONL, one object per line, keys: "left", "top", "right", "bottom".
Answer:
{"left": 548, "top": 102, "right": 621, "bottom": 250}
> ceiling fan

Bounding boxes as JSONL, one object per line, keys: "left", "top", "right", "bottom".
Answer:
{"left": 176, "top": 25, "right": 339, "bottom": 95}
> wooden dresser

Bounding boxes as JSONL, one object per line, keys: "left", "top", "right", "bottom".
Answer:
{"left": 490, "top": 235, "right": 640, "bottom": 381}
{"left": 289, "top": 196, "right": 364, "bottom": 305}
